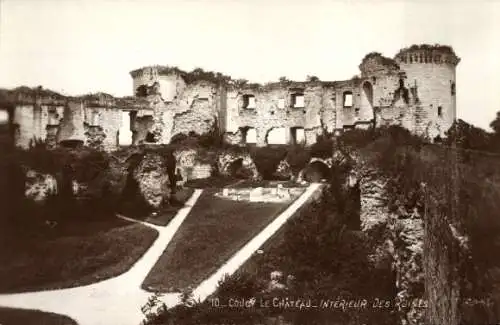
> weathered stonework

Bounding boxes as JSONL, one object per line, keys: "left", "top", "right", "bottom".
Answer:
{"left": 351, "top": 158, "right": 426, "bottom": 325}
{"left": 4, "top": 44, "right": 459, "bottom": 151}
{"left": 24, "top": 169, "right": 58, "bottom": 203}
{"left": 217, "top": 150, "right": 260, "bottom": 180}
{"left": 173, "top": 148, "right": 214, "bottom": 185}
{"left": 273, "top": 159, "right": 293, "bottom": 180}
{"left": 132, "top": 153, "right": 171, "bottom": 209}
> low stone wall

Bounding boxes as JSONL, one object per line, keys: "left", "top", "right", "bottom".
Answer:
{"left": 215, "top": 185, "right": 304, "bottom": 203}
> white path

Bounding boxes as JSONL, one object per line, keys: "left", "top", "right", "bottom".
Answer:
{"left": 0, "top": 183, "right": 323, "bottom": 325}
{"left": 0, "top": 189, "right": 203, "bottom": 325}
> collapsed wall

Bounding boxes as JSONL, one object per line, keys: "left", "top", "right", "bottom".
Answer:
{"left": 1, "top": 89, "right": 150, "bottom": 151}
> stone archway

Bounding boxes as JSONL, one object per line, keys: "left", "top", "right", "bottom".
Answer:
{"left": 239, "top": 126, "right": 257, "bottom": 144}
{"left": 302, "top": 160, "right": 331, "bottom": 182}
{"left": 265, "top": 127, "right": 289, "bottom": 145}
{"left": 217, "top": 151, "right": 261, "bottom": 180}
{"left": 228, "top": 158, "right": 244, "bottom": 178}
{"left": 0, "top": 107, "right": 16, "bottom": 146}
{"left": 362, "top": 81, "right": 374, "bottom": 106}
{"left": 361, "top": 81, "right": 375, "bottom": 124}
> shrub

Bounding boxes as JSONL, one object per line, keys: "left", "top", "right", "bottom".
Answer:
{"left": 310, "top": 134, "right": 334, "bottom": 159}
{"left": 0, "top": 144, "right": 124, "bottom": 230}
{"left": 250, "top": 146, "right": 287, "bottom": 180}
{"left": 337, "top": 128, "right": 376, "bottom": 149}
{"left": 170, "top": 133, "right": 189, "bottom": 146}
{"left": 216, "top": 272, "right": 265, "bottom": 299}
{"left": 285, "top": 145, "right": 311, "bottom": 174}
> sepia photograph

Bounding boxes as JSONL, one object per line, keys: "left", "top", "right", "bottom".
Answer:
{"left": 0, "top": 0, "right": 499, "bottom": 324}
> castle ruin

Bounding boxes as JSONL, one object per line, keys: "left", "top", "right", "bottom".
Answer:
{"left": 0, "top": 44, "right": 460, "bottom": 151}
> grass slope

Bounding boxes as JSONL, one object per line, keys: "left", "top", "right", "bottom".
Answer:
{"left": 143, "top": 188, "right": 195, "bottom": 226}
{"left": 0, "top": 307, "right": 77, "bottom": 325}
{"left": 0, "top": 219, "right": 158, "bottom": 293}
{"left": 142, "top": 189, "right": 297, "bottom": 292}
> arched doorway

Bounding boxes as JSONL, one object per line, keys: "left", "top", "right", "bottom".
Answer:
{"left": 361, "top": 81, "right": 375, "bottom": 125}
{"left": 265, "top": 127, "right": 288, "bottom": 145}
{"left": 303, "top": 160, "right": 331, "bottom": 182}
{"left": 227, "top": 158, "right": 253, "bottom": 179}
{"left": 118, "top": 111, "right": 133, "bottom": 146}
{"left": 362, "top": 81, "right": 373, "bottom": 106}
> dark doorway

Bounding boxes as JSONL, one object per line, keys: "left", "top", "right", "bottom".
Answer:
{"left": 303, "top": 161, "right": 331, "bottom": 182}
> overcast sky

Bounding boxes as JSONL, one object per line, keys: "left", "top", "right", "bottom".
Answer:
{"left": 0, "top": 0, "right": 499, "bottom": 129}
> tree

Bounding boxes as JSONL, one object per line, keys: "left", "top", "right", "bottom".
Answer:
{"left": 487, "top": 111, "right": 500, "bottom": 152}
{"left": 490, "top": 111, "right": 500, "bottom": 134}
{"left": 279, "top": 76, "right": 290, "bottom": 83}
{"left": 233, "top": 79, "right": 248, "bottom": 88}
{"left": 444, "top": 119, "right": 491, "bottom": 151}
{"left": 306, "top": 75, "right": 320, "bottom": 82}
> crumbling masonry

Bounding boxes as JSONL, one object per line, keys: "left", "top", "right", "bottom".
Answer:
{"left": 1, "top": 44, "right": 459, "bottom": 151}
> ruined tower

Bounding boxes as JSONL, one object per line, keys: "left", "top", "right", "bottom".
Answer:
{"left": 394, "top": 45, "right": 460, "bottom": 139}
{"left": 129, "top": 66, "right": 186, "bottom": 102}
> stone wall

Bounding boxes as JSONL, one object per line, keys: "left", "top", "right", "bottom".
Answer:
{"left": 57, "top": 101, "right": 86, "bottom": 143}
{"left": 224, "top": 83, "right": 336, "bottom": 146}
{"left": 353, "top": 159, "right": 426, "bottom": 325}
{"left": 83, "top": 107, "right": 121, "bottom": 151}
{"left": 173, "top": 148, "right": 214, "bottom": 185}
{"left": 171, "top": 81, "right": 219, "bottom": 139}
{"left": 423, "top": 188, "right": 469, "bottom": 325}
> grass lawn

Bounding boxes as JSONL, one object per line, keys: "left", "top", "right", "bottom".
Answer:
{"left": 144, "top": 187, "right": 195, "bottom": 226}
{"left": 142, "top": 188, "right": 299, "bottom": 292}
{"left": 120, "top": 187, "right": 195, "bottom": 226}
{"left": 0, "top": 218, "right": 158, "bottom": 293}
{"left": 0, "top": 307, "right": 77, "bottom": 325}
{"left": 237, "top": 216, "right": 288, "bottom": 279}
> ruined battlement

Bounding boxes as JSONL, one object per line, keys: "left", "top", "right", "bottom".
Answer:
{"left": 129, "top": 65, "right": 185, "bottom": 79}
{"left": 0, "top": 86, "right": 67, "bottom": 107}
{"left": 394, "top": 44, "right": 460, "bottom": 66}
{"left": 0, "top": 88, "right": 151, "bottom": 110}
